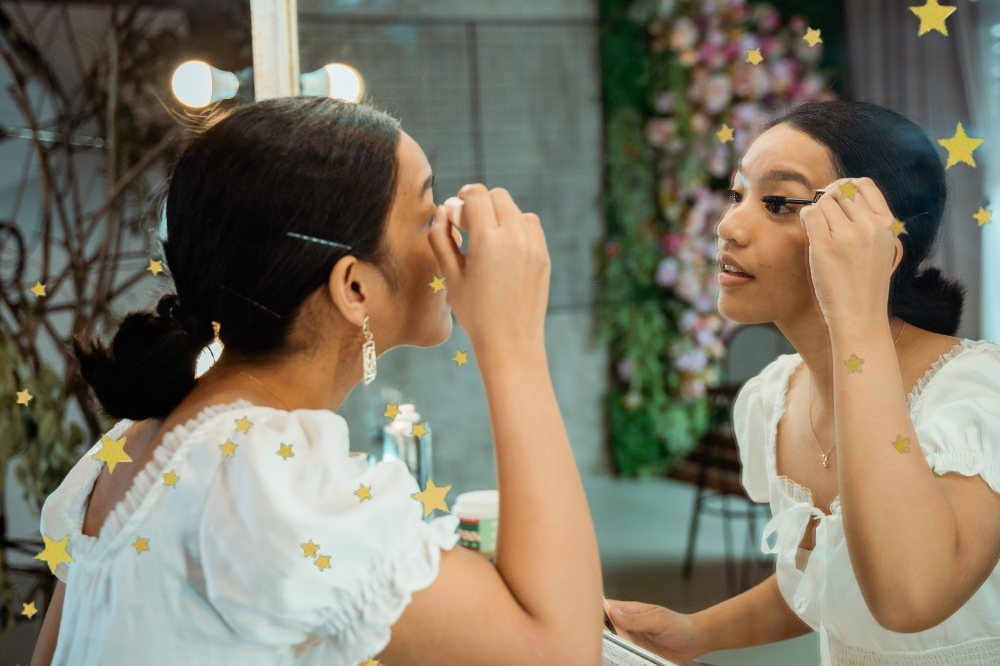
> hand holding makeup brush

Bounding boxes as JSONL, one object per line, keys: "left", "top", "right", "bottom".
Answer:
{"left": 798, "top": 177, "right": 904, "bottom": 329}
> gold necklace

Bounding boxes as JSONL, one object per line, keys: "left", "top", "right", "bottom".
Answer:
{"left": 238, "top": 370, "right": 293, "bottom": 411}
{"left": 808, "top": 320, "right": 905, "bottom": 468}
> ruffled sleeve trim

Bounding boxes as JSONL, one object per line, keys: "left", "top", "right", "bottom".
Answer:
{"left": 907, "top": 339, "right": 996, "bottom": 416}
{"left": 311, "top": 514, "right": 460, "bottom": 662}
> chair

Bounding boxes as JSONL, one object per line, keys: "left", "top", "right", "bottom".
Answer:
{"left": 676, "top": 323, "right": 793, "bottom": 597}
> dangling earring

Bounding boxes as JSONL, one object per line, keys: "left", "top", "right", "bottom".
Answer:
{"left": 362, "top": 315, "right": 377, "bottom": 385}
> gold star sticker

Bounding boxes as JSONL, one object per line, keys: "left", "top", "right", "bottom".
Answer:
{"left": 30, "top": 281, "right": 46, "bottom": 297}
{"left": 843, "top": 354, "right": 865, "bottom": 374}
{"left": 147, "top": 259, "right": 163, "bottom": 276}
{"left": 16, "top": 389, "right": 32, "bottom": 405}
{"left": 803, "top": 27, "right": 823, "bottom": 47}
{"left": 365, "top": 660, "right": 380, "bottom": 666}
{"left": 355, "top": 483, "right": 373, "bottom": 502}
{"left": 93, "top": 435, "right": 132, "bottom": 474}
{"left": 411, "top": 422, "right": 428, "bottom": 439}
{"left": 429, "top": 276, "right": 446, "bottom": 294}
{"left": 301, "top": 539, "right": 320, "bottom": 558}
{"left": 452, "top": 350, "right": 469, "bottom": 366}
{"left": 314, "top": 554, "right": 332, "bottom": 571}
{"left": 938, "top": 122, "right": 983, "bottom": 169}
{"left": 838, "top": 181, "right": 859, "bottom": 201}
{"left": 34, "top": 534, "right": 74, "bottom": 574}
{"left": 411, "top": 478, "right": 452, "bottom": 518}
{"left": 716, "top": 124, "right": 734, "bottom": 143}
{"left": 21, "top": 601, "right": 37, "bottom": 619}
{"left": 891, "top": 435, "right": 911, "bottom": 454}
{"left": 888, "top": 219, "right": 907, "bottom": 236}
{"left": 162, "top": 469, "right": 180, "bottom": 487}
{"left": 909, "top": 0, "right": 956, "bottom": 36}
{"left": 383, "top": 403, "right": 401, "bottom": 420}
{"left": 276, "top": 443, "right": 294, "bottom": 460}
{"left": 133, "top": 536, "right": 150, "bottom": 554}
{"left": 219, "top": 439, "right": 238, "bottom": 457}
{"left": 746, "top": 48, "right": 763, "bottom": 66}
{"left": 975, "top": 207, "right": 993, "bottom": 227}
{"left": 234, "top": 416, "right": 253, "bottom": 434}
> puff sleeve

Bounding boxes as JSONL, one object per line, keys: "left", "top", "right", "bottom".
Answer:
{"left": 199, "top": 409, "right": 459, "bottom": 662}
{"left": 913, "top": 343, "right": 1000, "bottom": 495}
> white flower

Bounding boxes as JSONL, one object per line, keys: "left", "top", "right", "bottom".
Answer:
{"left": 656, "top": 257, "right": 680, "bottom": 287}
{"left": 703, "top": 74, "right": 732, "bottom": 114}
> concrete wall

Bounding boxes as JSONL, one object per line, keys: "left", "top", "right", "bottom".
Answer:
{"left": 296, "top": 0, "right": 611, "bottom": 493}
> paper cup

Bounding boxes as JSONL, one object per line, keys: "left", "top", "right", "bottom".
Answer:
{"left": 454, "top": 490, "right": 499, "bottom": 561}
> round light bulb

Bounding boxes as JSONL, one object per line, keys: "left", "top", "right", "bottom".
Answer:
{"left": 325, "top": 64, "right": 363, "bottom": 102}
{"left": 194, "top": 340, "right": 224, "bottom": 378}
{"left": 172, "top": 61, "right": 213, "bottom": 108}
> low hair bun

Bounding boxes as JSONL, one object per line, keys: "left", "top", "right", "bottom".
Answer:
{"left": 890, "top": 267, "right": 966, "bottom": 336}
{"left": 73, "top": 294, "right": 215, "bottom": 421}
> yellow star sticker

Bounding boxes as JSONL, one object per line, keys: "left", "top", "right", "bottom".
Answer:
{"left": 21, "top": 601, "right": 38, "bottom": 619}
{"left": 162, "top": 469, "right": 180, "bottom": 487}
{"left": 383, "top": 403, "right": 401, "bottom": 420}
{"left": 147, "top": 259, "right": 163, "bottom": 276}
{"left": 301, "top": 539, "right": 320, "bottom": 558}
{"left": 30, "top": 281, "right": 46, "bottom": 297}
{"left": 909, "top": 0, "right": 956, "bottom": 36}
{"left": 364, "top": 660, "right": 380, "bottom": 666}
{"left": 975, "top": 207, "right": 992, "bottom": 227}
{"left": 888, "top": 219, "right": 907, "bottom": 236}
{"left": 803, "top": 27, "right": 823, "bottom": 47}
{"left": 34, "top": 534, "right": 74, "bottom": 574}
{"left": 219, "top": 439, "right": 238, "bottom": 457}
{"left": 314, "top": 554, "right": 332, "bottom": 571}
{"left": 234, "top": 416, "right": 253, "bottom": 434}
{"left": 838, "top": 181, "right": 859, "bottom": 201}
{"left": 411, "top": 422, "right": 428, "bottom": 439}
{"left": 716, "top": 124, "right": 734, "bottom": 143}
{"left": 938, "top": 122, "right": 983, "bottom": 169}
{"left": 746, "top": 48, "right": 763, "bottom": 66}
{"left": 411, "top": 478, "right": 452, "bottom": 518}
{"left": 16, "top": 389, "right": 32, "bottom": 405}
{"left": 93, "top": 435, "right": 132, "bottom": 474}
{"left": 276, "top": 443, "right": 294, "bottom": 460}
{"left": 429, "top": 276, "right": 446, "bottom": 294}
{"left": 133, "top": 536, "right": 150, "bottom": 554}
{"left": 843, "top": 354, "right": 865, "bottom": 374}
{"left": 452, "top": 350, "right": 468, "bottom": 366}
{"left": 891, "top": 435, "right": 911, "bottom": 454}
{"left": 355, "top": 483, "right": 373, "bottom": 502}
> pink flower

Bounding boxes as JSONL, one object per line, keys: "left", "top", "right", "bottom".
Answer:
{"left": 676, "top": 269, "right": 702, "bottom": 303}
{"left": 646, "top": 118, "right": 677, "bottom": 148}
{"left": 663, "top": 233, "right": 684, "bottom": 255}
{"left": 671, "top": 17, "right": 699, "bottom": 51}
{"left": 696, "top": 291, "right": 716, "bottom": 313}
{"left": 656, "top": 257, "right": 680, "bottom": 287}
{"left": 757, "top": 7, "right": 781, "bottom": 33}
{"left": 769, "top": 58, "right": 798, "bottom": 94}
{"left": 703, "top": 74, "right": 733, "bottom": 113}
{"left": 709, "top": 144, "right": 730, "bottom": 178}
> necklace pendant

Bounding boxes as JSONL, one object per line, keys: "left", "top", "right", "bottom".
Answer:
{"left": 821, "top": 454, "right": 829, "bottom": 468}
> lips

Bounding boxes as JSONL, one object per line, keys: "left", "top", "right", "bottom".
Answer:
{"left": 717, "top": 252, "right": 754, "bottom": 277}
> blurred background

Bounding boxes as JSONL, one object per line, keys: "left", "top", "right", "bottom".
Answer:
{"left": 0, "top": 0, "right": 997, "bottom": 664}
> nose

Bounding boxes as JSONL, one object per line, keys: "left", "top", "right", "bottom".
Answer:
{"left": 715, "top": 206, "right": 749, "bottom": 247}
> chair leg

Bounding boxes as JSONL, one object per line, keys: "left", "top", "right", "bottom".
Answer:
{"left": 722, "top": 494, "right": 737, "bottom": 597}
{"left": 740, "top": 504, "right": 757, "bottom": 592}
{"left": 681, "top": 467, "right": 707, "bottom": 579}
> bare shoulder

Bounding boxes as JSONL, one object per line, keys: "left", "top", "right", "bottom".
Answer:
{"left": 898, "top": 327, "right": 963, "bottom": 393}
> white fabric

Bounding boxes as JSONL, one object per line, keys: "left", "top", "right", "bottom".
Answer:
{"left": 734, "top": 339, "right": 1000, "bottom": 665}
{"left": 39, "top": 400, "right": 459, "bottom": 666}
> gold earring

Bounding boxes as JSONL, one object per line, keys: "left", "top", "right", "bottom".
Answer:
{"left": 362, "top": 316, "right": 377, "bottom": 384}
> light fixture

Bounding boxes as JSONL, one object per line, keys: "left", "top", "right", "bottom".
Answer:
{"left": 300, "top": 63, "right": 364, "bottom": 102}
{"left": 195, "top": 339, "right": 224, "bottom": 379}
{"left": 171, "top": 61, "right": 250, "bottom": 108}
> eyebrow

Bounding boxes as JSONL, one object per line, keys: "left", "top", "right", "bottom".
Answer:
{"left": 735, "top": 167, "right": 812, "bottom": 190}
{"left": 421, "top": 173, "right": 435, "bottom": 195}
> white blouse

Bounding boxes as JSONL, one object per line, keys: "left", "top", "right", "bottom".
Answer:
{"left": 39, "top": 400, "right": 459, "bottom": 666}
{"left": 734, "top": 339, "right": 1000, "bottom": 666}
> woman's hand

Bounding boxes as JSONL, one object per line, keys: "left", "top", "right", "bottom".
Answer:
{"left": 605, "top": 599, "right": 705, "bottom": 664}
{"left": 428, "top": 184, "right": 550, "bottom": 354}
{"left": 799, "top": 177, "right": 902, "bottom": 328}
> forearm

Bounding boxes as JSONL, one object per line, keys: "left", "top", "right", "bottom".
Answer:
{"left": 831, "top": 323, "right": 962, "bottom": 617}
{"left": 475, "top": 342, "right": 603, "bottom": 643}
{"left": 693, "top": 574, "right": 810, "bottom": 653}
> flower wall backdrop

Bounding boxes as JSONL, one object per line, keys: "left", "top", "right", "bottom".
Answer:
{"left": 598, "top": 0, "right": 838, "bottom": 476}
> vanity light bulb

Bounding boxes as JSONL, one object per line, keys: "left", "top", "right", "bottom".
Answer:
{"left": 171, "top": 61, "right": 240, "bottom": 108}
{"left": 300, "top": 63, "right": 364, "bottom": 102}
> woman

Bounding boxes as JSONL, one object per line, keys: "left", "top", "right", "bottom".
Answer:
{"left": 608, "top": 100, "right": 1000, "bottom": 664}
{"left": 30, "top": 98, "right": 603, "bottom": 665}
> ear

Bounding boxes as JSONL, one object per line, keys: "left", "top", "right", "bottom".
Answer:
{"left": 326, "top": 255, "right": 368, "bottom": 329}
{"left": 890, "top": 237, "right": 904, "bottom": 274}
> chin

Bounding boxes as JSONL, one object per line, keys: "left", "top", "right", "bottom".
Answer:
{"left": 717, "top": 295, "right": 774, "bottom": 326}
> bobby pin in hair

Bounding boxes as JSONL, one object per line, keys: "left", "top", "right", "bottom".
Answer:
{"left": 287, "top": 232, "right": 353, "bottom": 251}
{"left": 218, "top": 284, "right": 282, "bottom": 319}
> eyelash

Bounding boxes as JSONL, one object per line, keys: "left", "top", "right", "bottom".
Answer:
{"left": 726, "top": 189, "right": 743, "bottom": 204}
{"left": 726, "top": 189, "right": 793, "bottom": 215}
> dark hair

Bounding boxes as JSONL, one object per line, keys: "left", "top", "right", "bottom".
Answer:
{"left": 765, "top": 100, "right": 965, "bottom": 336}
{"left": 75, "top": 97, "right": 402, "bottom": 420}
